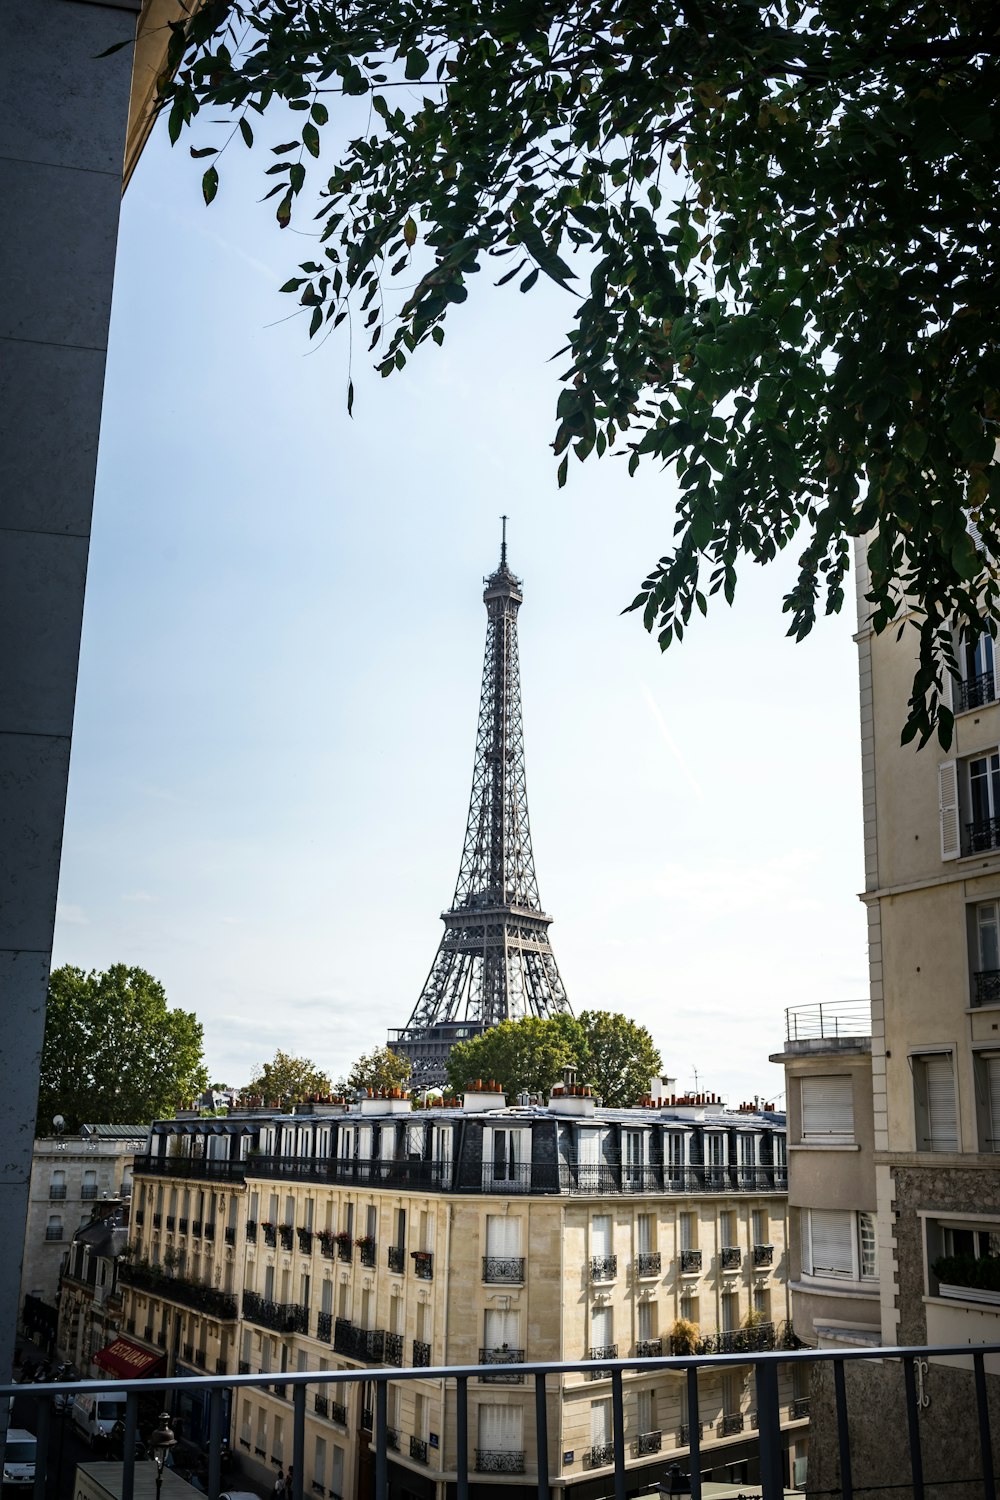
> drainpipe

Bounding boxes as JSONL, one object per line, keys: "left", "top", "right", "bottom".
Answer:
{"left": 439, "top": 1201, "right": 454, "bottom": 1500}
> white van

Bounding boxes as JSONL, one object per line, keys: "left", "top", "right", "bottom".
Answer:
{"left": 71, "top": 1392, "right": 128, "bottom": 1446}
{"left": 2, "top": 1429, "right": 37, "bottom": 1488}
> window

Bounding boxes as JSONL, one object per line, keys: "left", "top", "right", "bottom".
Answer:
{"left": 637, "top": 1300, "right": 654, "bottom": 1341}
{"left": 49, "top": 1171, "right": 66, "bottom": 1201}
{"left": 637, "top": 1388, "right": 656, "bottom": 1437}
{"left": 665, "top": 1133, "right": 685, "bottom": 1184}
{"left": 973, "top": 902, "right": 1000, "bottom": 1005}
{"left": 591, "top": 1213, "right": 613, "bottom": 1259}
{"left": 624, "top": 1130, "right": 644, "bottom": 1187}
{"left": 974, "top": 1051, "right": 1000, "bottom": 1152}
{"left": 721, "top": 1291, "right": 739, "bottom": 1332}
{"left": 802, "top": 1209, "right": 878, "bottom": 1282}
{"left": 590, "top": 1304, "right": 613, "bottom": 1351}
{"left": 45, "top": 1214, "right": 62, "bottom": 1241}
{"left": 679, "top": 1212, "right": 696, "bottom": 1251}
{"left": 486, "top": 1128, "right": 528, "bottom": 1189}
{"left": 484, "top": 1307, "right": 519, "bottom": 1352}
{"left": 679, "top": 1291, "right": 697, "bottom": 1323}
{"left": 637, "top": 1214, "right": 654, "bottom": 1254}
{"left": 800, "top": 1076, "right": 855, "bottom": 1143}
{"left": 722, "top": 1372, "right": 741, "bottom": 1416}
{"left": 331, "top": 1447, "right": 344, "bottom": 1500}
{"left": 477, "top": 1404, "right": 523, "bottom": 1456}
{"left": 590, "top": 1398, "right": 612, "bottom": 1449}
{"left": 313, "top": 1436, "right": 326, "bottom": 1493}
{"left": 970, "top": 752, "right": 1000, "bottom": 849}
{"left": 753, "top": 1284, "right": 769, "bottom": 1318}
{"left": 943, "top": 750, "right": 1000, "bottom": 857}
{"left": 485, "top": 1214, "right": 522, "bottom": 1265}
{"left": 752, "top": 1209, "right": 767, "bottom": 1246}
{"left": 959, "top": 630, "right": 996, "bottom": 711}
{"left": 719, "top": 1211, "right": 736, "bottom": 1248}
{"left": 913, "top": 1053, "right": 959, "bottom": 1151}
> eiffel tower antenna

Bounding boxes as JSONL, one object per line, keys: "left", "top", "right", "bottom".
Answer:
{"left": 389, "top": 524, "right": 572, "bottom": 1086}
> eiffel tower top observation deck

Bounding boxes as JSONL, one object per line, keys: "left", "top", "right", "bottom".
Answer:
{"left": 389, "top": 522, "right": 571, "bottom": 1086}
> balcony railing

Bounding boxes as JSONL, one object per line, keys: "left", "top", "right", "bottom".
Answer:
{"left": 178, "top": 1217, "right": 189, "bottom": 1233}
{"left": 242, "top": 1291, "right": 309, "bottom": 1334}
{"left": 153, "top": 1213, "right": 162, "bottom": 1228}
{"left": 974, "top": 969, "right": 1000, "bottom": 1006}
{"left": 791, "top": 1395, "right": 810, "bottom": 1419}
{"left": 297, "top": 1227, "right": 313, "bottom": 1253}
{"left": 81, "top": 1184, "right": 99, "bottom": 1200}
{"left": 262, "top": 1224, "right": 277, "bottom": 1248}
{"left": 588, "top": 1344, "right": 618, "bottom": 1378}
{"left": 672, "top": 1323, "right": 778, "bottom": 1356}
{"left": 279, "top": 1225, "right": 294, "bottom": 1251}
{"left": 134, "top": 1210, "right": 144, "bottom": 1225}
{"left": 191, "top": 1219, "right": 201, "bottom": 1237}
{"left": 317, "top": 1312, "right": 332, "bottom": 1344}
{"left": 681, "top": 1249, "right": 702, "bottom": 1273}
{"left": 356, "top": 1236, "right": 376, "bottom": 1268}
{"left": 635, "top": 1251, "right": 661, "bottom": 1276}
{"left": 313, "top": 1394, "right": 328, "bottom": 1418}
{"left": 784, "top": 999, "right": 871, "bottom": 1042}
{"left": 333, "top": 1320, "right": 387, "bottom": 1363}
{"left": 590, "top": 1254, "right": 618, "bottom": 1281}
{"left": 7, "top": 1341, "right": 1000, "bottom": 1500}
{"left": 636, "top": 1338, "right": 662, "bottom": 1357}
{"left": 966, "top": 815, "right": 1000, "bottom": 855}
{"left": 225, "top": 1226, "right": 236, "bottom": 1246}
{"left": 44, "top": 1227, "right": 63, "bottom": 1240}
{"left": 385, "top": 1333, "right": 404, "bottom": 1367}
{"left": 475, "top": 1450, "right": 526, "bottom": 1473}
{"left": 413, "top": 1250, "right": 433, "bottom": 1280}
{"left": 387, "top": 1245, "right": 405, "bottom": 1272}
{"left": 636, "top": 1430, "right": 662, "bottom": 1456}
{"left": 478, "top": 1348, "right": 525, "bottom": 1383}
{"left": 753, "top": 1243, "right": 774, "bottom": 1267}
{"left": 49, "top": 1185, "right": 67, "bottom": 1200}
{"left": 120, "top": 1261, "right": 238, "bottom": 1321}
{"left": 721, "top": 1246, "right": 742, "bottom": 1270}
{"left": 166, "top": 1215, "right": 176, "bottom": 1231}
{"left": 721, "top": 1413, "right": 745, "bottom": 1436}
{"left": 413, "top": 1340, "right": 431, "bottom": 1367}
{"left": 959, "top": 669, "right": 996, "bottom": 711}
{"left": 482, "top": 1255, "right": 524, "bottom": 1283}
{"left": 134, "top": 1155, "right": 246, "bottom": 1183}
{"left": 317, "top": 1230, "right": 334, "bottom": 1258}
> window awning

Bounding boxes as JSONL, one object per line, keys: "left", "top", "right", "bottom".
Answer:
{"left": 93, "top": 1337, "right": 165, "bottom": 1378}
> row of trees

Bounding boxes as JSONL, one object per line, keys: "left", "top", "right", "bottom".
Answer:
{"left": 38, "top": 965, "right": 664, "bottom": 1132}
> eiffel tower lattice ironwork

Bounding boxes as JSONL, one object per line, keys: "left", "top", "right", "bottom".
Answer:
{"left": 389, "top": 523, "right": 571, "bottom": 1086}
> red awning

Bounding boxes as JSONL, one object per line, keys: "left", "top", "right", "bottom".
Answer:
{"left": 93, "top": 1338, "right": 165, "bottom": 1378}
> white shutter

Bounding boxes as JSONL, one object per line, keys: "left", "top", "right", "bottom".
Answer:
{"left": 578, "top": 1129, "right": 601, "bottom": 1165}
{"left": 590, "top": 1399, "right": 612, "bottom": 1447}
{"left": 807, "top": 1210, "right": 855, "bottom": 1277}
{"left": 939, "top": 760, "right": 960, "bottom": 860}
{"left": 988, "top": 1057, "right": 1000, "bottom": 1152}
{"left": 801, "top": 1076, "right": 855, "bottom": 1142}
{"left": 591, "top": 1305, "right": 613, "bottom": 1347}
{"left": 637, "top": 1389, "right": 654, "bottom": 1435}
{"left": 591, "top": 1214, "right": 612, "bottom": 1257}
{"left": 637, "top": 1214, "right": 653, "bottom": 1254}
{"left": 478, "top": 1404, "right": 522, "bottom": 1453}
{"left": 925, "top": 1054, "right": 958, "bottom": 1150}
{"left": 486, "top": 1214, "right": 521, "bottom": 1257}
{"left": 484, "top": 1307, "right": 519, "bottom": 1349}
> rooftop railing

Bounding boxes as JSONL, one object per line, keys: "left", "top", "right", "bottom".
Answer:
{"left": 784, "top": 1000, "right": 872, "bottom": 1042}
{"left": 4, "top": 1341, "right": 1000, "bottom": 1500}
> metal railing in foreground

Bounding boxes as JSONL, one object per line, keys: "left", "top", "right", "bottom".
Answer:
{"left": 3, "top": 1340, "right": 998, "bottom": 1500}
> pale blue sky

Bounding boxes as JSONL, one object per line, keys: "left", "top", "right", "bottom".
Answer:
{"left": 52, "top": 109, "right": 867, "bottom": 1104}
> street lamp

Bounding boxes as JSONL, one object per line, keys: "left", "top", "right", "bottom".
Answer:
{"left": 150, "top": 1413, "right": 177, "bottom": 1500}
{"left": 659, "top": 1463, "right": 692, "bottom": 1497}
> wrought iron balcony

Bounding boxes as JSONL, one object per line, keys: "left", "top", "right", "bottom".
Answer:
{"left": 192, "top": 1219, "right": 202, "bottom": 1236}
{"left": 791, "top": 1396, "right": 810, "bottom": 1419}
{"left": 680, "top": 1421, "right": 703, "bottom": 1445}
{"left": 636, "top": 1338, "right": 662, "bottom": 1357}
{"left": 225, "top": 1226, "right": 236, "bottom": 1246}
{"left": 483, "top": 1254, "right": 525, "bottom": 1283}
{"left": 721, "top": 1246, "right": 742, "bottom": 1270}
{"left": 296, "top": 1227, "right": 313, "bottom": 1253}
{"left": 120, "top": 1261, "right": 238, "bottom": 1321}
{"left": 385, "top": 1333, "right": 404, "bottom": 1367}
{"left": 166, "top": 1215, "right": 176, "bottom": 1231}
{"left": 636, "top": 1430, "right": 662, "bottom": 1456}
{"left": 361, "top": 1407, "right": 373, "bottom": 1431}
{"left": 153, "top": 1213, "right": 162, "bottom": 1228}
{"left": 134, "top": 1210, "right": 144, "bottom": 1225}
{"left": 681, "top": 1248, "right": 702, "bottom": 1273}
{"left": 635, "top": 1251, "right": 661, "bottom": 1276}
{"left": 330, "top": 1401, "right": 347, "bottom": 1426}
{"left": 133, "top": 1155, "right": 246, "bottom": 1184}
{"left": 333, "top": 1320, "right": 387, "bottom": 1363}
{"left": 242, "top": 1291, "right": 309, "bottom": 1334}
{"left": 262, "top": 1224, "right": 277, "bottom": 1247}
{"left": 317, "top": 1230, "right": 335, "bottom": 1258}
{"left": 48, "top": 1185, "right": 67, "bottom": 1200}
{"left": 753, "top": 1243, "right": 774, "bottom": 1267}
{"left": 387, "top": 1245, "right": 405, "bottom": 1272}
{"left": 317, "top": 1312, "right": 332, "bottom": 1344}
{"left": 413, "top": 1250, "right": 433, "bottom": 1280}
{"left": 966, "top": 815, "right": 1000, "bottom": 854}
{"left": 81, "top": 1185, "right": 98, "bottom": 1200}
{"left": 202, "top": 1222, "right": 216, "bottom": 1241}
{"left": 279, "top": 1225, "right": 294, "bottom": 1251}
{"left": 238, "top": 1361, "right": 250, "bottom": 1375}
{"left": 357, "top": 1236, "right": 377, "bottom": 1268}
{"left": 590, "top": 1254, "right": 617, "bottom": 1281}
{"left": 721, "top": 1413, "right": 745, "bottom": 1436}
{"left": 245, "top": 1217, "right": 256, "bottom": 1241}
{"left": 386, "top": 1429, "right": 399, "bottom": 1451}
{"left": 588, "top": 1344, "right": 618, "bottom": 1378}
{"left": 586, "top": 1443, "right": 616, "bottom": 1468}
{"left": 413, "top": 1340, "right": 431, "bottom": 1367}
{"left": 182, "top": 1343, "right": 194, "bottom": 1364}
{"left": 958, "top": 669, "right": 996, "bottom": 711}
{"left": 409, "top": 1436, "right": 428, "bottom": 1464}
{"left": 337, "top": 1237, "right": 352, "bottom": 1263}
{"left": 974, "top": 969, "right": 1000, "bottom": 1006}
{"left": 178, "top": 1217, "right": 188, "bottom": 1233}
{"left": 478, "top": 1348, "right": 525, "bottom": 1383}
{"left": 476, "top": 1450, "right": 526, "bottom": 1473}
{"left": 44, "top": 1227, "right": 63, "bottom": 1240}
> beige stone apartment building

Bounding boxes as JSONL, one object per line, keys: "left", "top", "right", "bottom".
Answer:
{"left": 120, "top": 1089, "right": 807, "bottom": 1498}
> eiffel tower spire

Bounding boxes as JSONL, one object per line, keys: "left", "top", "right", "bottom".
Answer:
{"left": 389, "top": 526, "right": 571, "bottom": 1086}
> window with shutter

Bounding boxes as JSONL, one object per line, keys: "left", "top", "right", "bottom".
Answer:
{"left": 591, "top": 1214, "right": 613, "bottom": 1258}
{"left": 590, "top": 1305, "right": 613, "bottom": 1348}
{"left": 800, "top": 1075, "right": 855, "bottom": 1143}
{"left": 805, "top": 1209, "right": 855, "bottom": 1278}
{"left": 939, "top": 760, "right": 960, "bottom": 860}
{"left": 914, "top": 1053, "right": 959, "bottom": 1151}
{"left": 637, "top": 1389, "right": 655, "bottom": 1435}
{"left": 637, "top": 1214, "right": 653, "bottom": 1254}
{"left": 486, "top": 1214, "right": 521, "bottom": 1258}
{"left": 974, "top": 1052, "right": 1000, "bottom": 1152}
{"left": 590, "top": 1399, "right": 612, "bottom": 1447}
{"left": 478, "top": 1404, "right": 523, "bottom": 1454}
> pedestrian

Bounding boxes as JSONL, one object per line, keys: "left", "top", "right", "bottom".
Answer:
{"left": 273, "top": 1467, "right": 286, "bottom": 1500}
{"left": 286, "top": 1466, "right": 294, "bottom": 1496}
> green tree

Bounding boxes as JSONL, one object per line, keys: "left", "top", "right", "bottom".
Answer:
{"left": 158, "top": 0, "right": 999, "bottom": 747}
{"left": 243, "top": 1049, "right": 333, "bottom": 1102}
{"left": 576, "top": 1010, "right": 662, "bottom": 1109}
{"left": 337, "top": 1045, "right": 412, "bottom": 1096}
{"left": 38, "top": 965, "right": 208, "bottom": 1134}
{"left": 446, "top": 1014, "right": 583, "bottom": 1099}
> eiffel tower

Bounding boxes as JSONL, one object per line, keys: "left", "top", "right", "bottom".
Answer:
{"left": 389, "top": 522, "right": 572, "bottom": 1087}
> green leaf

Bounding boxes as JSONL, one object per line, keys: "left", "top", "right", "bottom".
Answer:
{"left": 557, "top": 455, "right": 568, "bottom": 487}
{"left": 190, "top": 146, "right": 218, "bottom": 158}
{"left": 93, "top": 38, "right": 133, "bottom": 58}
{"left": 404, "top": 216, "right": 417, "bottom": 248}
{"left": 311, "top": 102, "right": 329, "bottom": 126}
{"left": 302, "top": 123, "right": 320, "bottom": 158}
{"left": 239, "top": 118, "right": 254, "bottom": 148}
{"left": 202, "top": 165, "right": 219, "bottom": 205}
{"left": 405, "top": 48, "right": 429, "bottom": 80}
{"left": 347, "top": 379, "right": 355, "bottom": 416}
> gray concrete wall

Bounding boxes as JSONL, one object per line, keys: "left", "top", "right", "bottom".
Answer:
{"left": 0, "top": 0, "right": 140, "bottom": 1392}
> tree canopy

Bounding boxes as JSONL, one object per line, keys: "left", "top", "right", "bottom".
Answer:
{"left": 336, "top": 1045, "right": 412, "bottom": 1096}
{"left": 38, "top": 965, "right": 208, "bottom": 1134}
{"left": 446, "top": 1010, "right": 661, "bottom": 1106}
{"left": 242, "top": 1049, "right": 332, "bottom": 1102}
{"left": 156, "top": 0, "right": 1000, "bottom": 747}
